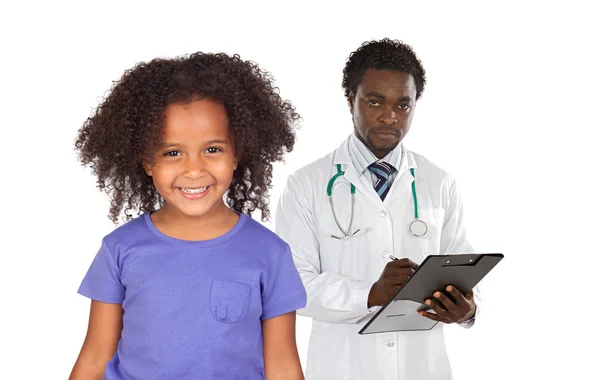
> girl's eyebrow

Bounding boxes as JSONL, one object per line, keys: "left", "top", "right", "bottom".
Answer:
{"left": 160, "top": 143, "right": 182, "bottom": 149}
{"left": 205, "top": 139, "right": 231, "bottom": 145}
{"left": 160, "top": 140, "right": 231, "bottom": 148}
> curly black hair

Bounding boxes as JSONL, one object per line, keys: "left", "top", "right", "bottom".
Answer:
{"left": 342, "top": 38, "right": 427, "bottom": 100}
{"left": 75, "top": 52, "right": 300, "bottom": 224}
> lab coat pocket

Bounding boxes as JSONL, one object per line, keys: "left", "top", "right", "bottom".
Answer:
{"left": 209, "top": 280, "right": 251, "bottom": 323}
{"left": 417, "top": 208, "right": 445, "bottom": 254}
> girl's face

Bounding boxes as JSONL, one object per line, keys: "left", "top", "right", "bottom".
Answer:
{"left": 144, "top": 99, "right": 237, "bottom": 220}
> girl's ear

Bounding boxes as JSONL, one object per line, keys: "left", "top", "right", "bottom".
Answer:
{"left": 233, "top": 149, "right": 242, "bottom": 171}
{"left": 142, "top": 158, "right": 153, "bottom": 176}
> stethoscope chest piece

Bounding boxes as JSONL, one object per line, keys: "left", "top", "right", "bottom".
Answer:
{"left": 409, "top": 218, "right": 428, "bottom": 237}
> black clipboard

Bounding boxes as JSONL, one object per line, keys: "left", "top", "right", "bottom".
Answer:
{"left": 358, "top": 253, "right": 503, "bottom": 335}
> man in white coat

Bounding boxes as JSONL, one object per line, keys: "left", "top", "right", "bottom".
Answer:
{"left": 275, "top": 38, "right": 482, "bottom": 380}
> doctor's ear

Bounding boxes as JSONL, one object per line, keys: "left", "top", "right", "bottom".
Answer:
{"left": 348, "top": 92, "right": 356, "bottom": 114}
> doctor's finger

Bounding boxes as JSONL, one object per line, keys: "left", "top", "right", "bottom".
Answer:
{"left": 423, "top": 299, "right": 452, "bottom": 321}
{"left": 431, "top": 291, "right": 459, "bottom": 314}
{"left": 385, "top": 271, "right": 414, "bottom": 284}
{"left": 419, "top": 310, "right": 453, "bottom": 324}
{"left": 445, "top": 286, "right": 470, "bottom": 308}
{"left": 387, "top": 258, "right": 419, "bottom": 270}
{"left": 384, "top": 267, "right": 416, "bottom": 277}
{"left": 387, "top": 274, "right": 412, "bottom": 286}
{"left": 384, "top": 269, "right": 412, "bottom": 283}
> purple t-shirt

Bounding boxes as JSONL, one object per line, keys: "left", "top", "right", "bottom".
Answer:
{"left": 78, "top": 212, "right": 307, "bottom": 380}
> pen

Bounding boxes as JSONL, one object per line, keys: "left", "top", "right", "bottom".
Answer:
{"left": 383, "top": 253, "right": 399, "bottom": 261}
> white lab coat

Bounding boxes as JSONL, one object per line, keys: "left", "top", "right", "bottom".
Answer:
{"left": 275, "top": 136, "right": 482, "bottom": 380}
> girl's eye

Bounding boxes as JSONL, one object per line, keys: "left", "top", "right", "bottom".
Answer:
{"left": 206, "top": 147, "right": 222, "bottom": 154}
{"left": 163, "top": 151, "right": 181, "bottom": 157}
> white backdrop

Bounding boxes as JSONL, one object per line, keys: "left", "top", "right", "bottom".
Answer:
{"left": 1, "top": 0, "right": 599, "bottom": 379}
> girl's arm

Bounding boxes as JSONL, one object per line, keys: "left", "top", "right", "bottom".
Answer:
{"left": 69, "top": 300, "right": 123, "bottom": 380}
{"left": 262, "top": 311, "right": 304, "bottom": 380}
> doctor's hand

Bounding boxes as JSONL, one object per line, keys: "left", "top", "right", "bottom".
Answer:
{"left": 368, "top": 258, "right": 419, "bottom": 308}
{"left": 419, "top": 285, "right": 476, "bottom": 324}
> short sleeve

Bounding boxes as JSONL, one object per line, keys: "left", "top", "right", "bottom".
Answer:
{"left": 77, "top": 240, "right": 125, "bottom": 304}
{"left": 261, "top": 245, "right": 307, "bottom": 320}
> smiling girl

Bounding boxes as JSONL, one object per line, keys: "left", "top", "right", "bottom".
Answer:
{"left": 69, "top": 52, "right": 306, "bottom": 380}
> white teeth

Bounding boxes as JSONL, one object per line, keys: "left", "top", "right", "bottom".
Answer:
{"left": 180, "top": 187, "right": 208, "bottom": 194}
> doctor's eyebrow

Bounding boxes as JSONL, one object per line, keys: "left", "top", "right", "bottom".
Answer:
{"left": 364, "top": 92, "right": 413, "bottom": 103}
{"left": 364, "top": 92, "right": 386, "bottom": 99}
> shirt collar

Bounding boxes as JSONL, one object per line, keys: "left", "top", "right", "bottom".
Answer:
{"left": 349, "top": 133, "right": 403, "bottom": 175}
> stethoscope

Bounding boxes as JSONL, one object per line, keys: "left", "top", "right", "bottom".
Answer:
{"left": 327, "top": 164, "right": 428, "bottom": 239}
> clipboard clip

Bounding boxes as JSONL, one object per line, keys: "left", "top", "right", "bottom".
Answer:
{"left": 441, "top": 254, "right": 482, "bottom": 267}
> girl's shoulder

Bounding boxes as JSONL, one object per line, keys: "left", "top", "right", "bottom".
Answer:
{"left": 234, "top": 214, "right": 290, "bottom": 255}
{"left": 100, "top": 212, "right": 152, "bottom": 251}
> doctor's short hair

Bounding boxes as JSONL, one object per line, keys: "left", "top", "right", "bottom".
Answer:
{"left": 74, "top": 52, "right": 300, "bottom": 224}
{"left": 342, "top": 38, "right": 427, "bottom": 100}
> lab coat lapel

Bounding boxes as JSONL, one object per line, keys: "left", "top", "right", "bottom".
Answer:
{"left": 333, "top": 136, "right": 383, "bottom": 206}
{"left": 385, "top": 149, "right": 418, "bottom": 206}
{"left": 343, "top": 162, "right": 383, "bottom": 206}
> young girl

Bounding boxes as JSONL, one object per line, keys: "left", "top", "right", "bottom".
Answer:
{"left": 69, "top": 52, "right": 306, "bottom": 380}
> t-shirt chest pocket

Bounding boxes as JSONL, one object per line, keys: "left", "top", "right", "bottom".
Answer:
{"left": 209, "top": 280, "right": 251, "bottom": 323}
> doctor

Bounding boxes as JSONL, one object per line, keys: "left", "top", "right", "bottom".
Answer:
{"left": 276, "top": 38, "right": 482, "bottom": 380}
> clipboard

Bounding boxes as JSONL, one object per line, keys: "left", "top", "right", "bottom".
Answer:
{"left": 358, "top": 253, "right": 503, "bottom": 335}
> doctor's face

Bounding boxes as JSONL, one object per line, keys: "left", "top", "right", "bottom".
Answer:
{"left": 349, "top": 69, "right": 417, "bottom": 159}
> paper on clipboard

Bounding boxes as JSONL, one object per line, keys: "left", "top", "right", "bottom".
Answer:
{"left": 361, "top": 300, "right": 438, "bottom": 334}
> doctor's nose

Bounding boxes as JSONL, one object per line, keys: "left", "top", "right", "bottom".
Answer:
{"left": 378, "top": 108, "right": 397, "bottom": 125}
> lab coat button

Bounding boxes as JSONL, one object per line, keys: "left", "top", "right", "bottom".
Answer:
{"left": 379, "top": 210, "right": 387, "bottom": 217}
{"left": 387, "top": 341, "right": 395, "bottom": 348}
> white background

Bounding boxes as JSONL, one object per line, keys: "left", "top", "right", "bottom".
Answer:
{"left": 1, "top": 0, "right": 599, "bottom": 379}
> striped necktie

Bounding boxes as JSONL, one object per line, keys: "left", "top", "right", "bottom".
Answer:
{"left": 368, "top": 161, "right": 396, "bottom": 201}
